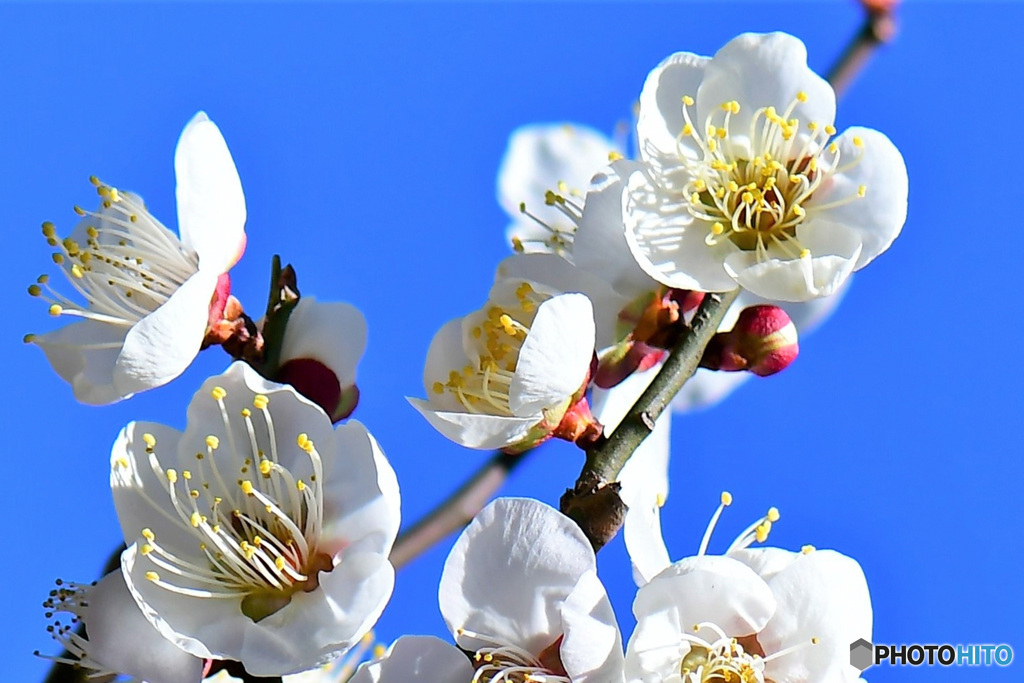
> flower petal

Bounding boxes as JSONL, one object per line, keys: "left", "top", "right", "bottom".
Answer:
{"left": 723, "top": 221, "right": 862, "bottom": 301}
{"left": 495, "top": 254, "right": 629, "bottom": 351}
{"left": 623, "top": 499, "right": 671, "bottom": 588}
{"left": 420, "top": 317, "right": 474, "bottom": 412}
{"left": 671, "top": 368, "right": 752, "bottom": 413}
{"left": 84, "top": 569, "right": 204, "bottom": 683}
{"left": 113, "top": 268, "right": 219, "bottom": 395}
{"left": 728, "top": 546, "right": 802, "bottom": 584}
{"left": 509, "top": 293, "right": 594, "bottom": 415}
{"left": 559, "top": 570, "right": 626, "bottom": 683}
{"left": 32, "top": 320, "right": 130, "bottom": 405}
{"left": 175, "top": 112, "right": 246, "bottom": 273}
{"left": 759, "top": 550, "right": 872, "bottom": 683}
{"left": 350, "top": 636, "right": 474, "bottom": 683}
{"left": 623, "top": 169, "right": 740, "bottom": 292}
{"left": 636, "top": 51, "right": 708, "bottom": 164}
{"left": 696, "top": 33, "right": 835, "bottom": 150}
{"left": 123, "top": 544, "right": 395, "bottom": 676}
{"left": 573, "top": 162, "right": 662, "bottom": 300}
{"left": 627, "top": 555, "right": 776, "bottom": 680}
{"left": 318, "top": 420, "right": 401, "bottom": 559}
{"left": 279, "top": 297, "right": 368, "bottom": 387}
{"left": 498, "top": 123, "right": 617, "bottom": 226}
{"left": 591, "top": 366, "right": 674, "bottom": 586}
{"left": 407, "top": 398, "right": 539, "bottom": 450}
{"left": 109, "top": 421, "right": 196, "bottom": 555}
{"left": 440, "top": 498, "right": 596, "bottom": 656}
{"left": 180, "top": 362, "right": 336, "bottom": 478}
{"left": 672, "top": 284, "right": 848, "bottom": 412}
{"left": 811, "top": 126, "right": 908, "bottom": 269}
{"left": 636, "top": 555, "right": 776, "bottom": 643}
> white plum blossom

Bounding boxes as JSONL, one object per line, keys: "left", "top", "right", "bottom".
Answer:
{"left": 409, "top": 274, "right": 596, "bottom": 451}
{"left": 110, "top": 362, "right": 400, "bottom": 676}
{"left": 28, "top": 111, "right": 247, "bottom": 404}
{"left": 499, "top": 123, "right": 623, "bottom": 258}
{"left": 625, "top": 493, "right": 872, "bottom": 683}
{"left": 38, "top": 569, "right": 204, "bottom": 683}
{"left": 625, "top": 32, "right": 908, "bottom": 302}
{"left": 272, "top": 296, "right": 368, "bottom": 421}
{"left": 355, "top": 498, "right": 624, "bottom": 682}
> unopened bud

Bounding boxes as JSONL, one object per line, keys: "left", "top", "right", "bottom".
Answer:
{"left": 276, "top": 358, "right": 359, "bottom": 423}
{"left": 700, "top": 305, "right": 798, "bottom": 377}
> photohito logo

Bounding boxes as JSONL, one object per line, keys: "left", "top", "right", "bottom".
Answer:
{"left": 850, "top": 639, "right": 1013, "bottom": 670}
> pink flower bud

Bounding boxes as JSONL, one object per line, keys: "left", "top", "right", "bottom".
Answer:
{"left": 700, "top": 305, "right": 798, "bottom": 377}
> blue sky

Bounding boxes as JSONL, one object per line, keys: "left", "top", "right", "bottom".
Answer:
{"left": 2, "top": 2, "right": 1021, "bottom": 681}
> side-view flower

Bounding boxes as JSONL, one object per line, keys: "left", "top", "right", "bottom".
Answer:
{"left": 28, "top": 111, "right": 247, "bottom": 404}
{"left": 110, "top": 362, "right": 400, "bottom": 676}
{"left": 38, "top": 569, "right": 204, "bottom": 683}
{"left": 409, "top": 273, "right": 598, "bottom": 452}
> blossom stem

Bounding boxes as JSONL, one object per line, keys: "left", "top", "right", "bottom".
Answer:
{"left": 561, "top": 290, "right": 739, "bottom": 549}
{"left": 389, "top": 449, "right": 532, "bottom": 569}
{"left": 826, "top": 2, "right": 899, "bottom": 98}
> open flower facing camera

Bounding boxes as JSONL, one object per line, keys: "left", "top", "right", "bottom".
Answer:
{"left": 110, "top": 362, "right": 400, "bottom": 676}
{"left": 28, "top": 112, "right": 247, "bottom": 404}
{"left": 625, "top": 32, "right": 907, "bottom": 302}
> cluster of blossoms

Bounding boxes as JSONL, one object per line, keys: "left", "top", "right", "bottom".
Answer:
{"left": 31, "top": 30, "right": 902, "bottom": 683}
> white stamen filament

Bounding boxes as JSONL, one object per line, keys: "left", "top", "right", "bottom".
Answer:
{"left": 512, "top": 186, "right": 584, "bottom": 256}
{"left": 114, "top": 389, "right": 328, "bottom": 602}
{"left": 30, "top": 179, "right": 200, "bottom": 327}
{"left": 433, "top": 282, "right": 551, "bottom": 416}
{"left": 458, "top": 628, "right": 571, "bottom": 683}
{"left": 650, "top": 94, "right": 866, "bottom": 263}
{"left": 697, "top": 491, "right": 779, "bottom": 556}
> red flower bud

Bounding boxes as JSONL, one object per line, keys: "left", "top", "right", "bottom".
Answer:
{"left": 700, "top": 305, "right": 798, "bottom": 377}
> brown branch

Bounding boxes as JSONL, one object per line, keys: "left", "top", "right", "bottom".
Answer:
{"left": 388, "top": 449, "right": 532, "bottom": 569}
{"left": 827, "top": 2, "right": 899, "bottom": 98}
{"left": 561, "top": 291, "right": 739, "bottom": 549}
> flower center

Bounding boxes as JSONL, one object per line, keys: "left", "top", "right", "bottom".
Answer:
{"left": 458, "top": 629, "right": 570, "bottom": 683}
{"left": 29, "top": 177, "right": 199, "bottom": 326}
{"left": 432, "top": 282, "right": 549, "bottom": 416}
{"left": 114, "top": 387, "right": 331, "bottom": 622}
{"left": 678, "top": 629, "right": 765, "bottom": 683}
{"left": 672, "top": 94, "right": 865, "bottom": 261}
